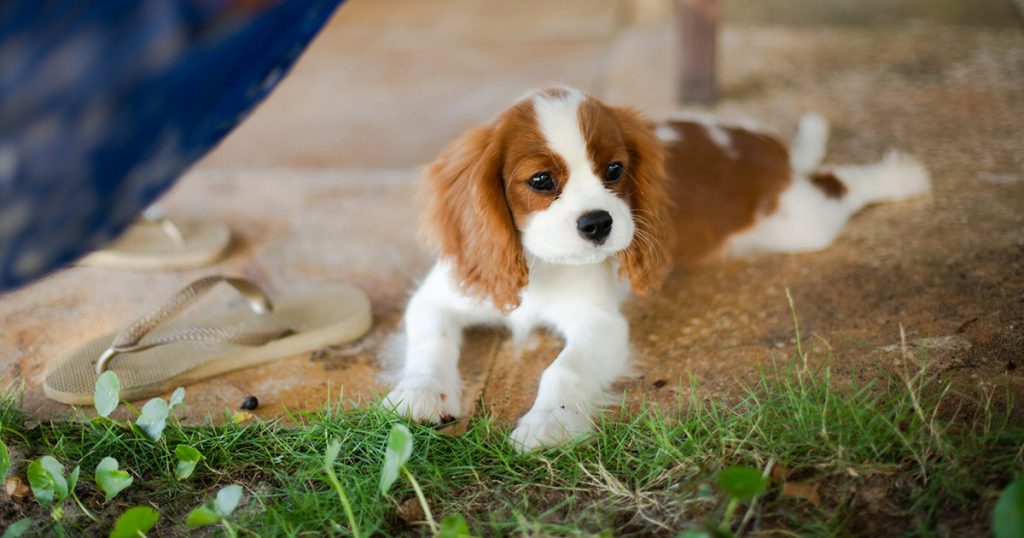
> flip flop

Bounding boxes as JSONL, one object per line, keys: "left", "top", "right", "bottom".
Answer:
{"left": 78, "top": 214, "right": 231, "bottom": 271}
{"left": 44, "top": 275, "right": 372, "bottom": 405}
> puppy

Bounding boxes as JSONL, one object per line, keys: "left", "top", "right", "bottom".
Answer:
{"left": 385, "top": 87, "right": 929, "bottom": 451}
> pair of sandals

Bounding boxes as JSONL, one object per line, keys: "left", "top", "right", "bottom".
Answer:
{"left": 44, "top": 215, "right": 373, "bottom": 406}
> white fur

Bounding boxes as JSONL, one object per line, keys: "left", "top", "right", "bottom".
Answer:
{"left": 704, "top": 123, "right": 739, "bottom": 159}
{"left": 655, "top": 124, "right": 682, "bottom": 143}
{"left": 726, "top": 175, "right": 851, "bottom": 254}
{"left": 727, "top": 151, "right": 931, "bottom": 255}
{"left": 832, "top": 150, "right": 932, "bottom": 205}
{"left": 385, "top": 259, "right": 630, "bottom": 451}
{"left": 664, "top": 111, "right": 772, "bottom": 135}
{"left": 660, "top": 112, "right": 758, "bottom": 160}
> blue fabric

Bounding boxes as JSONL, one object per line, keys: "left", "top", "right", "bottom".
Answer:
{"left": 0, "top": 0, "right": 343, "bottom": 291}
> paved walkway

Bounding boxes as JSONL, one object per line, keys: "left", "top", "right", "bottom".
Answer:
{"left": 2, "top": 0, "right": 1021, "bottom": 423}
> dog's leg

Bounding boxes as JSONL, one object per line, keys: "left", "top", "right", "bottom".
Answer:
{"left": 509, "top": 308, "right": 629, "bottom": 451}
{"left": 385, "top": 264, "right": 485, "bottom": 423}
{"left": 831, "top": 150, "right": 931, "bottom": 207}
{"left": 728, "top": 138, "right": 929, "bottom": 256}
{"left": 725, "top": 174, "right": 860, "bottom": 254}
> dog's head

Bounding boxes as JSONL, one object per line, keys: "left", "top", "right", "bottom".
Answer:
{"left": 422, "top": 87, "right": 671, "bottom": 311}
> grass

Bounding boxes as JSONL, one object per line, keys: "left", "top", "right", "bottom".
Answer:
{"left": 2, "top": 339, "right": 1022, "bottom": 536}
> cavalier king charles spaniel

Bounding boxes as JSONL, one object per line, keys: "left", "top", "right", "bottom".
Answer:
{"left": 385, "top": 87, "right": 930, "bottom": 451}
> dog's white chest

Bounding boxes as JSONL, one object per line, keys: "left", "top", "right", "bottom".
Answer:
{"left": 503, "top": 261, "right": 626, "bottom": 337}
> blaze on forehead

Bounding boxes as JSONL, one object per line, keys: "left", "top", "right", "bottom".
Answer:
{"left": 532, "top": 91, "right": 632, "bottom": 169}
{"left": 498, "top": 91, "right": 630, "bottom": 176}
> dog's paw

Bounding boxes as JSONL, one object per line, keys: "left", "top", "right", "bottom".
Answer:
{"left": 509, "top": 406, "right": 594, "bottom": 452}
{"left": 383, "top": 375, "right": 461, "bottom": 424}
{"left": 878, "top": 150, "right": 932, "bottom": 201}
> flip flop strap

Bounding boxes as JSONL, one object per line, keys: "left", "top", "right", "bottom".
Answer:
{"left": 149, "top": 218, "right": 187, "bottom": 249}
{"left": 141, "top": 206, "right": 187, "bottom": 248}
{"left": 95, "top": 275, "right": 293, "bottom": 374}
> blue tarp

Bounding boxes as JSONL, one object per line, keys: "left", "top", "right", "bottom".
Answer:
{"left": 0, "top": 0, "right": 343, "bottom": 291}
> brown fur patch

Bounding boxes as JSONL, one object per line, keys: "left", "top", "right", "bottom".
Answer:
{"left": 578, "top": 97, "right": 630, "bottom": 197}
{"left": 501, "top": 100, "right": 565, "bottom": 225}
{"left": 661, "top": 121, "right": 793, "bottom": 266}
{"left": 578, "top": 98, "right": 629, "bottom": 170}
{"left": 577, "top": 100, "right": 673, "bottom": 293}
{"left": 810, "top": 170, "right": 849, "bottom": 199}
{"left": 421, "top": 120, "right": 527, "bottom": 312}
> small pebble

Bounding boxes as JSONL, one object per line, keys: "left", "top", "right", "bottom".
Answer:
{"left": 396, "top": 496, "right": 426, "bottom": 523}
{"left": 6, "top": 477, "right": 30, "bottom": 501}
{"left": 241, "top": 395, "right": 259, "bottom": 410}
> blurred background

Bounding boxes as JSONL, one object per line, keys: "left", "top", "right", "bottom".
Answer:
{"left": 2, "top": 0, "right": 1022, "bottom": 422}
{"left": 197, "top": 0, "right": 1015, "bottom": 168}
{"left": 201, "top": 0, "right": 1022, "bottom": 169}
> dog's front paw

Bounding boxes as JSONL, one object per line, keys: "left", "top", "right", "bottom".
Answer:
{"left": 384, "top": 376, "right": 461, "bottom": 423}
{"left": 509, "top": 406, "right": 594, "bottom": 452}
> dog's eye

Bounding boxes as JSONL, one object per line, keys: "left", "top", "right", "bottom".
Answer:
{"left": 604, "top": 162, "right": 624, "bottom": 183}
{"left": 528, "top": 172, "right": 556, "bottom": 192}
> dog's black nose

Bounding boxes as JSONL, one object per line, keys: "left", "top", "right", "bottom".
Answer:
{"left": 577, "top": 210, "right": 613, "bottom": 244}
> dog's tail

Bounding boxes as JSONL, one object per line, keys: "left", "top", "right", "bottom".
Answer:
{"left": 789, "top": 112, "right": 931, "bottom": 205}
{"left": 790, "top": 112, "right": 829, "bottom": 176}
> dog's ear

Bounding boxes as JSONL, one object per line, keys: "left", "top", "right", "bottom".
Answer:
{"left": 422, "top": 125, "right": 527, "bottom": 312}
{"left": 612, "top": 106, "right": 673, "bottom": 294}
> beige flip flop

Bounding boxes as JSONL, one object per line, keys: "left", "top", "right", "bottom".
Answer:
{"left": 78, "top": 215, "right": 231, "bottom": 271}
{"left": 44, "top": 275, "right": 372, "bottom": 405}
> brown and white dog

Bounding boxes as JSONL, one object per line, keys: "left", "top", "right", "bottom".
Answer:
{"left": 384, "top": 87, "right": 930, "bottom": 450}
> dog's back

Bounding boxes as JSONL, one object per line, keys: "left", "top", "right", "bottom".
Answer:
{"left": 657, "top": 114, "right": 931, "bottom": 266}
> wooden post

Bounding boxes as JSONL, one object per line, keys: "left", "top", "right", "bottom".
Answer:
{"left": 676, "top": 0, "right": 719, "bottom": 105}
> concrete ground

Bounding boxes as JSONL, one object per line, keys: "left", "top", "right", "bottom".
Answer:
{"left": 2, "top": 0, "right": 1021, "bottom": 424}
